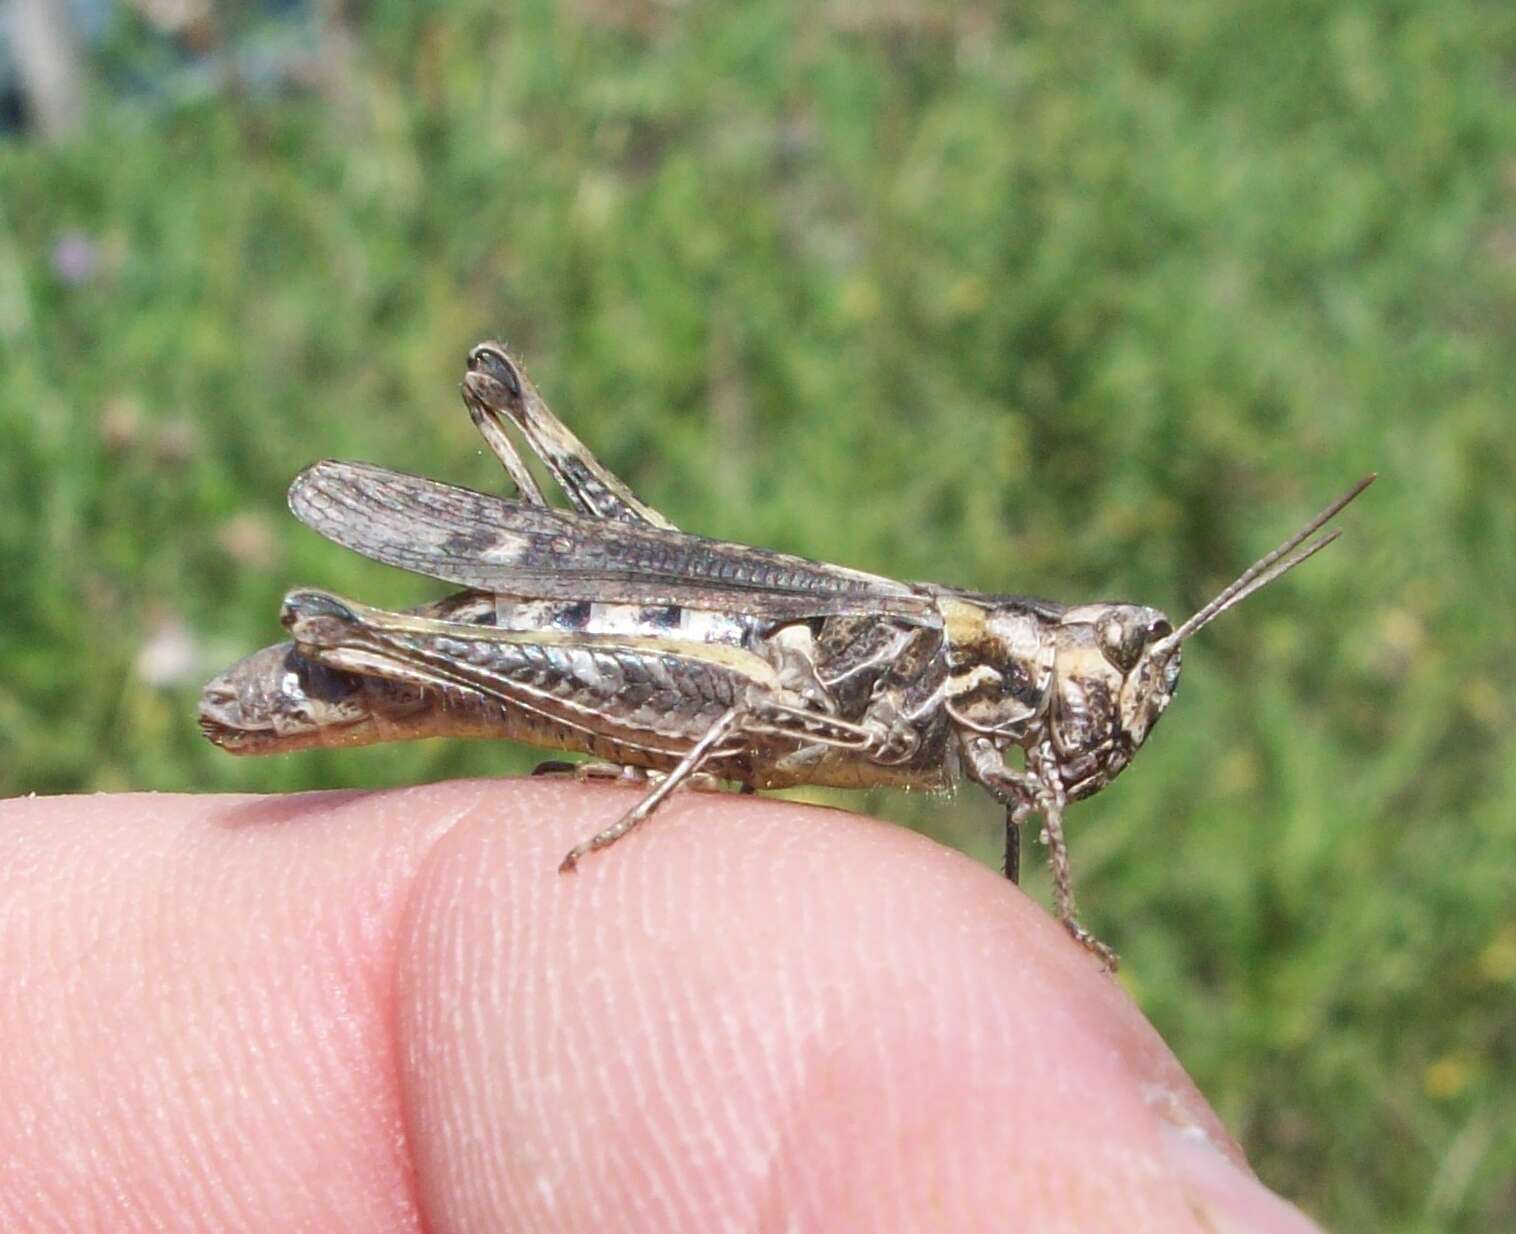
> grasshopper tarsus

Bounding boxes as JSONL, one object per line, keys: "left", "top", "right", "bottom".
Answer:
{"left": 551, "top": 705, "right": 747, "bottom": 872}
{"left": 556, "top": 809, "right": 643, "bottom": 874}
{"left": 1065, "top": 924, "right": 1120, "bottom": 973}
{"left": 201, "top": 341, "right": 1374, "bottom": 964}
{"left": 1033, "top": 781, "right": 1118, "bottom": 970}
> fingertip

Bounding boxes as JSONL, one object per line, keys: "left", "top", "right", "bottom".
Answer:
{"left": 394, "top": 780, "right": 1244, "bottom": 1233}
{"left": 1, "top": 785, "right": 1304, "bottom": 1233}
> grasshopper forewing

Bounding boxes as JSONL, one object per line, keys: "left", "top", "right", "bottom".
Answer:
{"left": 201, "top": 341, "right": 1374, "bottom": 967}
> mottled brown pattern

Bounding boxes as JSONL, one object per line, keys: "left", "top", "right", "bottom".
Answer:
{"left": 205, "top": 343, "right": 1374, "bottom": 968}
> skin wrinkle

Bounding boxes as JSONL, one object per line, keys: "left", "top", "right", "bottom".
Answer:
{"left": 895, "top": 964, "right": 969, "bottom": 1222}
{"left": 252, "top": 797, "right": 416, "bottom": 1234}
{"left": 721, "top": 818, "right": 830, "bottom": 1206}
{"left": 916, "top": 867, "right": 974, "bottom": 1221}
{"left": 772, "top": 948, "right": 822, "bottom": 1220}
{"left": 725, "top": 995, "right": 790, "bottom": 1189}
{"left": 848, "top": 842, "right": 1176, "bottom": 1234}
{"left": 602, "top": 853, "right": 672, "bottom": 1226}
{"left": 498, "top": 840, "right": 531, "bottom": 1221}
{"left": 406, "top": 863, "right": 454, "bottom": 1225}
{"left": 764, "top": 826, "right": 922, "bottom": 1227}
{"left": 783, "top": 827, "right": 833, "bottom": 1223}
{"left": 561, "top": 878, "right": 623, "bottom": 1228}
{"left": 535, "top": 854, "right": 582, "bottom": 1224}
{"left": 824, "top": 849, "right": 891, "bottom": 1227}
{"left": 657, "top": 815, "right": 751, "bottom": 1217}
{"left": 713, "top": 985, "right": 782, "bottom": 1185}
{"left": 588, "top": 976, "right": 649, "bottom": 1219}
{"left": 721, "top": 848, "right": 794, "bottom": 1152}
{"left": 607, "top": 928, "right": 685, "bottom": 1215}
{"left": 473, "top": 857, "right": 512, "bottom": 1226}
{"left": 472, "top": 875, "right": 511, "bottom": 1230}
{"left": 237, "top": 790, "right": 448, "bottom": 1232}
{"left": 25, "top": 835, "right": 80, "bottom": 1121}
{"left": 757, "top": 854, "right": 843, "bottom": 1227}
{"left": 529, "top": 870, "right": 573, "bottom": 1220}
{"left": 1045, "top": 1031, "right": 1179, "bottom": 1228}
{"left": 323, "top": 787, "right": 470, "bottom": 1234}
{"left": 137, "top": 826, "right": 251, "bottom": 1231}
{"left": 615, "top": 840, "right": 724, "bottom": 1225}
{"left": 405, "top": 828, "right": 482, "bottom": 1230}
{"left": 716, "top": 823, "right": 815, "bottom": 1231}
{"left": 151, "top": 1019, "right": 242, "bottom": 1230}
{"left": 881, "top": 858, "right": 923, "bottom": 1216}
{"left": 689, "top": 818, "right": 783, "bottom": 1189}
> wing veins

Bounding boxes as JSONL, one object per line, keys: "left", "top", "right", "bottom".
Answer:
{"left": 289, "top": 460, "right": 937, "bottom": 622}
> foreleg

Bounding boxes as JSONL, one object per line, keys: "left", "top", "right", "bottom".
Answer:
{"left": 1025, "top": 742, "right": 1118, "bottom": 970}
{"left": 963, "top": 737, "right": 1118, "bottom": 970}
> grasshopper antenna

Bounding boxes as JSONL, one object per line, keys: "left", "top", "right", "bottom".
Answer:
{"left": 1153, "top": 473, "right": 1377, "bottom": 656}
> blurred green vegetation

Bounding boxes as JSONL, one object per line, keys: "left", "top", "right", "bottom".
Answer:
{"left": 2, "top": 1, "right": 1515, "bottom": 1229}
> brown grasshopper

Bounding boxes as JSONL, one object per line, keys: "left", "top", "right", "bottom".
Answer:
{"left": 200, "top": 342, "right": 1374, "bottom": 966}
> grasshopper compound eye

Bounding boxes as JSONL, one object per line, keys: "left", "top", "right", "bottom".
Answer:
{"left": 1092, "top": 605, "right": 1170, "bottom": 674}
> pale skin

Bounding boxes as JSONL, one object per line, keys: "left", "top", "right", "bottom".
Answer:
{"left": 0, "top": 782, "right": 1327, "bottom": 1234}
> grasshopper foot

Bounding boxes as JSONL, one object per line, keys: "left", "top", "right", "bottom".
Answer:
{"left": 554, "top": 706, "right": 746, "bottom": 878}
{"left": 1061, "top": 919, "right": 1120, "bottom": 972}
{"left": 558, "top": 805, "right": 649, "bottom": 873}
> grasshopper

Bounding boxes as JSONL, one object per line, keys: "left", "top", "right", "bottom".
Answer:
{"left": 200, "top": 342, "right": 1374, "bottom": 966}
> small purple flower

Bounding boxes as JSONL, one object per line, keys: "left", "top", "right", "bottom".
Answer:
{"left": 51, "top": 231, "right": 98, "bottom": 285}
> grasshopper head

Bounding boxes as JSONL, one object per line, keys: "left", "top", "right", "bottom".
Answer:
{"left": 1048, "top": 604, "right": 1180, "bottom": 798}
{"left": 198, "top": 642, "right": 379, "bottom": 753}
{"left": 1048, "top": 472, "right": 1378, "bottom": 798}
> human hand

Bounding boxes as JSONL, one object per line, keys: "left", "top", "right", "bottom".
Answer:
{"left": 0, "top": 782, "right": 1326, "bottom": 1232}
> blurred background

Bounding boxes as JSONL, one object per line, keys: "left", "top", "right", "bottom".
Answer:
{"left": 1, "top": 1, "right": 1513, "bottom": 1229}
